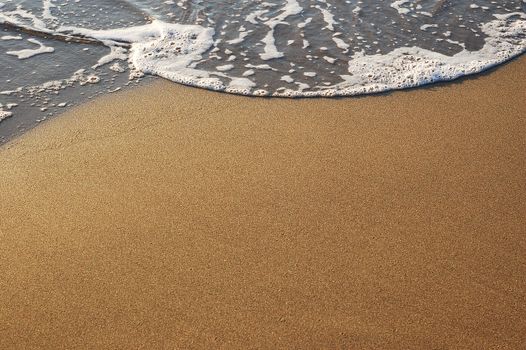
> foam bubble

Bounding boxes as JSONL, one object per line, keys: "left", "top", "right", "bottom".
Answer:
{"left": 0, "top": 110, "right": 13, "bottom": 122}
{"left": 6, "top": 38, "right": 54, "bottom": 59}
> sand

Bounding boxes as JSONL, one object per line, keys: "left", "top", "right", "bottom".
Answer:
{"left": 1, "top": 56, "right": 525, "bottom": 349}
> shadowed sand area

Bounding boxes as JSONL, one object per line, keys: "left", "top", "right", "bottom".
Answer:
{"left": 1, "top": 57, "right": 525, "bottom": 349}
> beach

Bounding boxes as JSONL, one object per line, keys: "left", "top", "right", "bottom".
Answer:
{"left": 1, "top": 55, "right": 525, "bottom": 349}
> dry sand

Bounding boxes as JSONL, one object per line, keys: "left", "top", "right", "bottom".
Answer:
{"left": 1, "top": 56, "right": 525, "bottom": 349}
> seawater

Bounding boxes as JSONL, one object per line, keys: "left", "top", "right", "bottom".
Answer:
{"left": 0, "top": 0, "right": 525, "bottom": 142}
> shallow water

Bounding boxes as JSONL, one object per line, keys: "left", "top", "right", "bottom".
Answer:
{"left": 0, "top": 0, "right": 525, "bottom": 142}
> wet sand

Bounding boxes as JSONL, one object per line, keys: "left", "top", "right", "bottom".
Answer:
{"left": 1, "top": 57, "right": 525, "bottom": 349}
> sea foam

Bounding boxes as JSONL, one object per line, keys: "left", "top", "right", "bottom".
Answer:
{"left": 54, "top": 12, "right": 525, "bottom": 97}
{"left": 0, "top": 0, "right": 525, "bottom": 102}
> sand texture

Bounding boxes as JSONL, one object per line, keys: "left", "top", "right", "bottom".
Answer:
{"left": 1, "top": 57, "right": 525, "bottom": 349}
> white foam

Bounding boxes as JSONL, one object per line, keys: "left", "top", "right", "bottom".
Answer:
{"left": 2, "top": 3, "right": 523, "bottom": 100}
{"left": 391, "top": 0, "right": 411, "bottom": 15}
{"left": 6, "top": 38, "right": 54, "bottom": 59}
{"left": 0, "top": 8, "right": 50, "bottom": 33}
{"left": 1, "top": 35, "right": 22, "bottom": 40}
{"left": 59, "top": 20, "right": 221, "bottom": 90}
{"left": 109, "top": 62, "right": 126, "bottom": 73}
{"left": 92, "top": 46, "right": 127, "bottom": 69}
{"left": 327, "top": 17, "right": 526, "bottom": 97}
{"left": 0, "top": 110, "right": 13, "bottom": 122}
{"left": 333, "top": 37, "right": 350, "bottom": 52}
{"left": 245, "top": 64, "right": 277, "bottom": 71}
{"left": 315, "top": 5, "right": 337, "bottom": 31}
{"left": 226, "top": 30, "right": 250, "bottom": 45}
{"left": 323, "top": 56, "right": 336, "bottom": 64}
{"left": 246, "top": 9, "right": 268, "bottom": 24}
{"left": 216, "top": 64, "right": 234, "bottom": 71}
{"left": 42, "top": 0, "right": 57, "bottom": 23}
{"left": 420, "top": 24, "right": 438, "bottom": 31}
{"left": 259, "top": 0, "right": 303, "bottom": 60}
{"left": 271, "top": 16, "right": 525, "bottom": 97}
{"left": 280, "top": 75, "right": 294, "bottom": 83}
{"left": 226, "top": 77, "right": 256, "bottom": 94}
{"left": 494, "top": 12, "right": 525, "bottom": 20}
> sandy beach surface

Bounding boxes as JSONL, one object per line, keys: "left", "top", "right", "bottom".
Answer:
{"left": 1, "top": 57, "right": 525, "bottom": 349}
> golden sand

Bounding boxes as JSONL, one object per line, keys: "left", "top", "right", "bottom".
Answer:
{"left": 1, "top": 57, "right": 525, "bottom": 349}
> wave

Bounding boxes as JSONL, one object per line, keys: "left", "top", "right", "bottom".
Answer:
{"left": 1, "top": 0, "right": 525, "bottom": 99}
